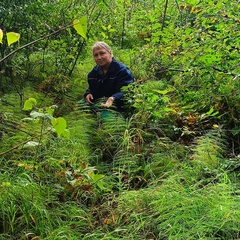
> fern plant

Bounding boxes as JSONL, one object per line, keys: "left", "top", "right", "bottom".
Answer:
{"left": 191, "top": 130, "right": 226, "bottom": 175}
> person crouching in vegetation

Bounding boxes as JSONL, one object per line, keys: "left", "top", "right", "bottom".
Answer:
{"left": 84, "top": 41, "right": 134, "bottom": 110}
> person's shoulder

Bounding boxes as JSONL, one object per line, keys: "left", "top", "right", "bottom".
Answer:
{"left": 112, "top": 58, "right": 128, "bottom": 70}
{"left": 88, "top": 65, "right": 101, "bottom": 76}
{"left": 112, "top": 59, "right": 134, "bottom": 80}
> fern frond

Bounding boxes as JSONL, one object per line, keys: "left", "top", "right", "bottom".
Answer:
{"left": 191, "top": 130, "right": 226, "bottom": 170}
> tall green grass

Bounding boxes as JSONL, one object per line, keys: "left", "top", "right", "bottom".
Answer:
{"left": 115, "top": 174, "right": 240, "bottom": 239}
{"left": 93, "top": 131, "right": 240, "bottom": 239}
{"left": 0, "top": 172, "right": 92, "bottom": 239}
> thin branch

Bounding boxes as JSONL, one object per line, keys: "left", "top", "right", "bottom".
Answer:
{"left": 0, "top": 126, "right": 54, "bottom": 157}
{"left": 0, "top": 22, "right": 74, "bottom": 64}
{"left": 212, "top": 66, "right": 238, "bottom": 79}
{"left": 0, "top": 138, "right": 34, "bottom": 156}
{"left": 161, "top": 0, "right": 169, "bottom": 30}
{"left": 174, "top": 0, "right": 182, "bottom": 25}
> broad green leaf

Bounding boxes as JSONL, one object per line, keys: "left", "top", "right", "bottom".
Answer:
{"left": 51, "top": 117, "right": 67, "bottom": 137}
{"left": 23, "top": 98, "right": 37, "bottom": 111}
{"left": 46, "top": 108, "right": 55, "bottom": 116}
{"left": 80, "top": 15, "right": 87, "bottom": 34}
{"left": 6, "top": 32, "right": 20, "bottom": 46}
{"left": 62, "top": 129, "right": 70, "bottom": 139}
{"left": 73, "top": 16, "right": 87, "bottom": 39}
{"left": 0, "top": 29, "right": 3, "bottom": 44}
{"left": 88, "top": 172, "right": 105, "bottom": 182}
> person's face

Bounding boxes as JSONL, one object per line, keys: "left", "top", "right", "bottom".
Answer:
{"left": 93, "top": 47, "right": 112, "bottom": 68}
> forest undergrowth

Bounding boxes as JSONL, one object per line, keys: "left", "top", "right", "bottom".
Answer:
{"left": 0, "top": 84, "right": 239, "bottom": 239}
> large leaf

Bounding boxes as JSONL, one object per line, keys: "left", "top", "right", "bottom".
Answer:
{"left": 6, "top": 32, "right": 20, "bottom": 46}
{"left": 62, "top": 129, "right": 70, "bottom": 139}
{"left": 0, "top": 29, "right": 3, "bottom": 44}
{"left": 23, "top": 98, "right": 37, "bottom": 111}
{"left": 51, "top": 117, "right": 67, "bottom": 137}
{"left": 73, "top": 16, "right": 87, "bottom": 39}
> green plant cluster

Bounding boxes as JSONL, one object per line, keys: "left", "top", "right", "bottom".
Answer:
{"left": 0, "top": 0, "right": 239, "bottom": 239}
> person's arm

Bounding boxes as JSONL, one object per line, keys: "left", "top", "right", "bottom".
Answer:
{"left": 84, "top": 69, "right": 97, "bottom": 104}
{"left": 112, "top": 67, "right": 134, "bottom": 100}
{"left": 85, "top": 93, "right": 94, "bottom": 104}
{"left": 102, "top": 67, "right": 134, "bottom": 108}
{"left": 101, "top": 96, "right": 115, "bottom": 107}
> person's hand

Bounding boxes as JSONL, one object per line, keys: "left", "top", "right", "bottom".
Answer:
{"left": 85, "top": 94, "right": 94, "bottom": 104}
{"left": 101, "top": 97, "right": 114, "bottom": 108}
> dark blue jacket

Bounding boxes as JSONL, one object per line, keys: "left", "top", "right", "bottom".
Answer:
{"left": 84, "top": 58, "right": 134, "bottom": 101}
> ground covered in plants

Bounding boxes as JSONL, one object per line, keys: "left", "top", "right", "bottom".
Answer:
{"left": 0, "top": 1, "right": 240, "bottom": 239}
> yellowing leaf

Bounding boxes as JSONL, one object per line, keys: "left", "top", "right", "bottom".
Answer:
{"left": 30, "top": 213, "right": 36, "bottom": 224}
{"left": 6, "top": 32, "right": 20, "bottom": 46}
{"left": 1, "top": 181, "right": 11, "bottom": 187}
{"left": 190, "top": 7, "right": 202, "bottom": 13}
{"left": 73, "top": 16, "right": 87, "bottom": 39}
{"left": 0, "top": 29, "right": 3, "bottom": 44}
{"left": 18, "top": 163, "right": 35, "bottom": 169}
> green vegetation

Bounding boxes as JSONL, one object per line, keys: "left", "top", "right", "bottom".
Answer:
{"left": 0, "top": 0, "right": 239, "bottom": 239}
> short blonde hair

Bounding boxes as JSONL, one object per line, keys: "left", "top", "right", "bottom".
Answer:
{"left": 92, "top": 41, "right": 113, "bottom": 56}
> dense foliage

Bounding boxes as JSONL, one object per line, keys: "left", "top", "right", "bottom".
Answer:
{"left": 0, "top": 0, "right": 239, "bottom": 239}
